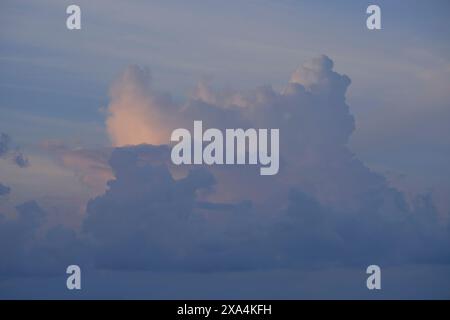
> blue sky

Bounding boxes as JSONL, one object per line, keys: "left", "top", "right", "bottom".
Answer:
{"left": 0, "top": 0, "right": 450, "bottom": 299}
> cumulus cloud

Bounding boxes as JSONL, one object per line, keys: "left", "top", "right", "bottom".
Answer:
{"left": 82, "top": 145, "right": 247, "bottom": 271}
{"left": 2, "top": 56, "right": 450, "bottom": 279}
{"left": 105, "top": 56, "right": 378, "bottom": 212}
{"left": 83, "top": 56, "right": 450, "bottom": 272}
{"left": 106, "top": 67, "right": 181, "bottom": 146}
{"left": 79, "top": 146, "right": 450, "bottom": 272}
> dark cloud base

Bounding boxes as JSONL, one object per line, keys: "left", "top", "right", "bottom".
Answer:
{"left": 1, "top": 143, "right": 449, "bottom": 298}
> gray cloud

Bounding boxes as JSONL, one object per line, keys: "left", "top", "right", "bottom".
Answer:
{"left": 0, "top": 200, "right": 89, "bottom": 276}
{"left": 41, "top": 140, "right": 113, "bottom": 195}
{"left": 1, "top": 56, "right": 449, "bottom": 289}
{"left": 13, "top": 153, "right": 29, "bottom": 168}
{"left": 0, "top": 132, "right": 30, "bottom": 168}
{"left": 0, "top": 183, "right": 11, "bottom": 196}
{"left": 0, "top": 133, "right": 11, "bottom": 157}
{"left": 83, "top": 145, "right": 227, "bottom": 271}
{"left": 79, "top": 145, "right": 450, "bottom": 273}
{"left": 77, "top": 56, "right": 450, "bottom": 272}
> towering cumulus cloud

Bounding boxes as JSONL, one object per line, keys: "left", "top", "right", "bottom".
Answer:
{"left": 106, "top": 66, "right": 180, "bottom": 146}
{"left": 90, "top": 56, "right": 450, "bottom": 271}
{"left": 105, "top": 56, "right": 376, "bottom": 210}
{"left": 1, "top": 57, "right": 449, "bottom": 291}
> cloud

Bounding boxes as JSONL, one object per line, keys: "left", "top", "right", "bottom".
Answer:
{"left": 0, "top": 200, "right": 89, "bottom": 276}
{"left": 41, "top": 140, "right": 113, "bottom": 195}
{"left": 0, "top": 201, "right": 55, "bottom": 274}
{"left": 14, "top": 153, "right": 29, "bottom": 168}
{"left": 0, "top": 183, "right": 11, "bottom": 196}
{"left": 82, "top": 56, "right": 450, "bottom": 272}
{"left": 105, "top": 56, "right": 372, "bottom": 212}
{"left": 106, "top": 66, "right": 180, "bottom": 147}
{"left": 83, "top": 145, "right": 230, "bottom": 271}
{"left": 0, "top": 132, "right": 30, "bottom": 168}
{"left": 2, "top": 56, "right": 450, "bottom": 282}
{"left": 0, "top": 133, "right": 11, "bottom": 156}
{"left": 80, "top": 145, "right": 450, "bottom": 272}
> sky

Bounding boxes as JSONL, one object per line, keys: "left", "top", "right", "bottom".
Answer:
{"left": 0, "top": 0, "right": 450, "bottom": 299}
